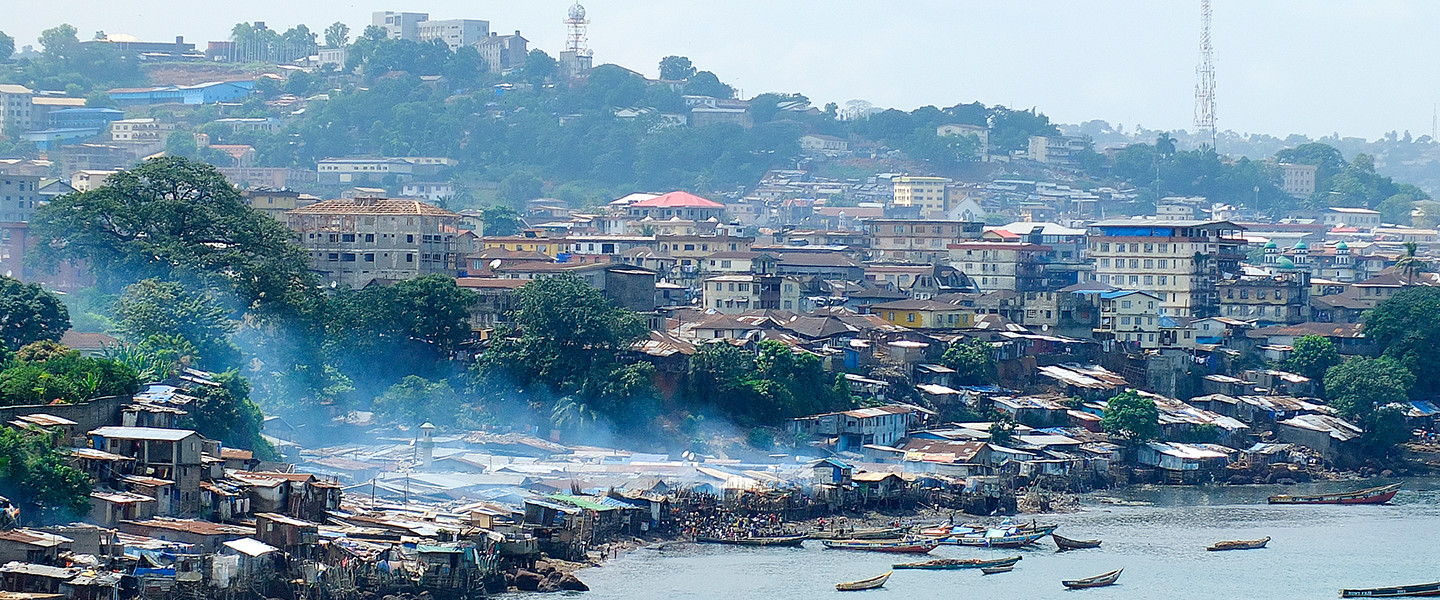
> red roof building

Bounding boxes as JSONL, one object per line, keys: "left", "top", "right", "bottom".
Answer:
{"left": 627, "top": 191, "right": 726, "bottom": 221}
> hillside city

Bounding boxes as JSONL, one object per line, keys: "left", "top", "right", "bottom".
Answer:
{"left": 0, "top": 4, "right": 1437, "bottom": 598}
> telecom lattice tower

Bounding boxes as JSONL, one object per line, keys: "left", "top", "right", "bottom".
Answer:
{"left": 565, "top": 3, "right": 591, "bottom": 58}
{"left": 1194, "top": 0, "right": 1217, "bottom": 149}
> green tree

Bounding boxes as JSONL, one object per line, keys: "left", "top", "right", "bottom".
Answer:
{"left": 1323, "top": 357, "right": 1414, "bottom": 421}
{"left": 658, "top": 55, "right": 696, "bottom": 80}
{"left": 0, "top": 345, "right": 139, "bottom": 405}
{"left": 480, "top": 205, "right": 522, "bottom": 236}
{"left": 323, "top": 22, "right": 350, "bottom": 48}
{"left": 325, "top": 275, "right": 478, "bottom": 393}
{"left": 684, "top": 71, "right": 734, "bottom": 99}
{"left": 0, "top": 427, "right": 91, "bottom": 522}
{"left": 0, "top": 30, "right": 14, "bottom": 62}
{"left": 38, "top": 24, "right": 80, "bottom": 60}
{"left": 522, "top": 49, "right": 557, "bottom": 83}
{"left": 1101, "top": 390, "right": 1159, "bottom": 442}
{"left": 113, "top": 279, "right": 239, "bottom": 370}
{"left": 1377, "top": 193, "right": 1416, "bottom": 226}
{"left": 28, "top": 156, "right": 313, "bottom": 309}
{"left": 180, "top": 371, "right": 275, "bottom": 459}
{"left": 0, "top": 276, "right": 70, "bottom": 352}
{"left": 1358, "top": 404, "right": 1411, "bottom": 459}
{"left": 1364, "top": 287, "right": 1440, "bottom": 398}
{"left": 1283, "top": 335, "right": 1340, "bottom": 385}
{"left": 374, "top": 375, "right": 463, "bottom": 427}
{"left": 941, "top": 338, "right": 997, "bottom": 386}
{"left": 499, "top": 171, "right": 543, "bottom": 207}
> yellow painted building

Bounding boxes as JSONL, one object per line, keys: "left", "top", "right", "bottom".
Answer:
{"left": 891, "top": 176, "right": 951, "bottom": 215}
{"left": 869, "top": 299, "right": 973, "bottom": 329}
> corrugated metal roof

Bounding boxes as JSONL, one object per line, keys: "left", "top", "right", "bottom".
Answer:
{"left": 89, "top": 427, "right": 197, "bottom": 441}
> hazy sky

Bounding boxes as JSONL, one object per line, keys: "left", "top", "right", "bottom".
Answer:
{"left": 7, "top": 1, "right": 1436, "bottom": 140}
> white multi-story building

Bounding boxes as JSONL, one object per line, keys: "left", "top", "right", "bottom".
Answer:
{"left": 0, "top": 174, "right": 43, "bottom": 223}
{"left": 947, "top": 241, "right": 1053, "bottom": 293}
{"left": 702, "top": 274, "right": 802, "bottom": 313}
{"left": 373, "top": 11, "right": 430, "bottom": 41}
{"left": 1088, "top": 219, "right": 1246, "bottom": 318}
{"left": 1279, "top": 163, "right": 1318, "bottom": 198}
{"left": 1095, "top": 289, "right": 1163, "bottom": 350}
{"left": 110, "top": 118, "right": 176, "bottom": 143}
{"left": 417, "top": 19, "right": 490, "bottom": 49}
{"left": 0, "top": 85, "right": 34, "bottom": 134}
{"left": 891, "top": 176, "right": 950, "bottom": 216}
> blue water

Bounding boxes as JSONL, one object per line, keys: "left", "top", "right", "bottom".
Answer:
{"left": 536, "top": 480, "right": 1440, "bottom": 599}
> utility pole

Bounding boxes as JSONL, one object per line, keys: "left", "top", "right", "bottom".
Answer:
{"left": 1194, "top": 0, "right": 1217, "bottom": 149}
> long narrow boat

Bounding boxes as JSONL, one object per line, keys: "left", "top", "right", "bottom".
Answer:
{"left": 1206, "top": 536, "right": 1269, "bottom": 551}
{"left": 1063, "top": 568, "right": 1123, "bottom": 589}
{"left": 950, "top": 530, "right": 1049, "bottom": 548}
{"left": 823, "top": 538, "right": 940, "bottom": 554}
{"left": 1268, "top": 483, "right": 1401, "bottom": 505}
{"left": 695, "top": 535, "right": 806, "bottom": 547}
{"left": 893, "top": 556, "right": 1022, "bottom": 570}
{"left": 809, "top": 526, "right": 908, "bottom": 540}
{"left": 836, "top": 571, "right": 891, "bottom": 592}
{"left": 1052, "top": 533, "right": 1102, "bottom": 550}
{"left": 1340, "top": 581, "right": 1440, "bottom": 597}
{"left": 981, "top": 564, "right": 1015, "bottom": 575}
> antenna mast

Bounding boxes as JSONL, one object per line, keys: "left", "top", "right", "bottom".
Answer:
{"left": 565, "top": 3, "right": 591, "bottom": 57}
{"left": 1194, "top": 0, "right": 1217, "bottom": 149}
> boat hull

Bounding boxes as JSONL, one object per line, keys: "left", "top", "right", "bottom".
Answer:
{"left": 981, "top": 565, "right": 1015, "bottom": 575}
{"left": 1063, "top": 568, "right": 1123, "bottom": 589}
{"left": 1206, "top": 536, "right": 1269, "bottom": 551}
{"left": 950, "top": 531, "right": 1049, "bottom": 548}
{"left": 810, "top": 527, "right": 906, "bottom": 540}
{"left": 836, "top": 572, "right": 891, "bottom": 591}
{"left": 696, "top": 535, "right": 806, "bottom": 547}
{"left": 823, "top": 539, "right": 939, "bottom": 553}
{"left": 1268, "top": 483, "right": 1401, "bottom": 505}
{"left": 1053, "top": 534, "right": 1102, "bottom": 550}
{"left": 1341, "top": 582, "right": 1440, "bottom": 597}
{"left": 893, "top": 556, "right": 1022, "bottom": 570}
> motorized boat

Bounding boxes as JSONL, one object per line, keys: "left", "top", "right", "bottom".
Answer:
{"left": 949, "top": 530, "right": 1049, "bottom": 548}
{"left": 1268, "top": 483, "right": 1401, "bottom": 505}
{"left": 1062, "top": 568, "right": 1123, "bottom": 589}
{"left": 1206, "top": 536, "right": 1269, "bottom": 551}
{"left": 893, "top": 556, "right": 1022, "bottom": 570}
{"left": 836, "top": 571, "right": 891, "bottom": 592}
{"left": 809, "top": 526, "right": 908, "bottom": 540}
{"left": 1339, "top": 581, "right": 1440, "bottom": 597}
{"left": 822, "top": 538, "right": 940, "bottom": 553}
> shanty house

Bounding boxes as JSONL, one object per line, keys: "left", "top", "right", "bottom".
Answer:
{"left": 788, "top": 406, "right": 915, "bottom": 452}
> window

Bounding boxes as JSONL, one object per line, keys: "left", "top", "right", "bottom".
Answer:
{"left": 342, "top": 234, "right": 355, "bottom": 242}
{"left": 406, "top": 234, "right": 415, "bottom": 243}
{"left": 1144, "top": 275, "right": 1153, "bottom": 285}
{"left": 907, "top": 313, "right": 915, "bottom": 323}
{"left": 1257, "top": 290, "right": 1266, "bottom": 299}
{"left": 365, "top": 234, "right": 375, "bottom": 242}
{"left": 406, "top": 254, "right": 414, "bottom": 262}
{"left": 364, "top": 254, "right": 375, "bottom": 262}
{"left": 1121, "top": 316, "right": 1131, "bottom": 325}
{"left": 327, "top": 253, "right": 339, "bottom": 261}
{"left": 1122, "top": 300, "right": 1132, "bottom": 309}
{"left": 341, "top": 253, "right": 356, "bottom": 262}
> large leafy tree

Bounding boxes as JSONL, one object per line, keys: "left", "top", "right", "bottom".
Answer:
{"left": 1364, "top": 287, "right": 1440, "bottom": 398}
{"left": 325, "top": 275, "right": 477, "bottom": 392}
{"left": 941, "top": 338, "right": 997, "bottom": 386}
{"left": 0, "top": 276, "right": 69, "bottom": 352}
{"left": 1102, "top": 390, "right": 1159, "bottom": 442}
{"left": 0, "top": 344, "right": 139, "bottom": 405}
{"left": 1283, "top": 335, "right": 1340, "bottom": 389}
{"left": 1323, "top": 357, "right": 1414, "bottom": 421}
{"left": 113, "top": 279, "right": 239, "bottom": 370}
{"left": 29, "top": 156, "right": 313, "bottom": 310}
{"left": 0, "top": 427, "right": 91, "bottom": 523}
{"left": 658, "top": 55, "right": 696, "bottom": 81}
{"left": 323, "top": 22, "right": 350, "bottom": 49}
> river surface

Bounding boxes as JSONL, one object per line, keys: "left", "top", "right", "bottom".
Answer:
{"left": 524, "top": 479, "right": 1440, "bottom": 599}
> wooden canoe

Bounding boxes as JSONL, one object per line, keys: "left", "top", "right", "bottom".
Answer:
{"left": 1063, "top": 568, "right": 1123, "bottom": 589}
{"left": 809, "top": 526, "right": 908, "bottom": 540}
{"left": 1268, "top": 483, "right": 1401, "bottom": 505}
{"left": 893, "top": 555, "right": 1022, "bottom": 570}
{"left": 695, "top": 535, "right": 806, "bottom": 547}
{"left": 1206, "top": 536, "right": 1269, "bottom": 551}
{"left": 823, "top": 538, "right": 940, "bottom": 553}
{"left": 1340, "top": 581, "right": 1440, "bottom": 597}
{"left": 836, "top": 571, "right": 891, "bottom": 592}
{"left": 981, "top": 564, "right": 1015, "bottom": 575}
{"left": 1053, "top": 533, "right": 1102, "bottom": 550}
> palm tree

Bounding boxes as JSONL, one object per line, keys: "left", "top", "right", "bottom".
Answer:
{"left": 1396, "top": 241, "right": 1425, "bottom": 284}
{"left": 1155, "top": 133, "right": 1177, "bottom": 158}
{"left": 551, "top": 397, "right": 597, "bottom": 433}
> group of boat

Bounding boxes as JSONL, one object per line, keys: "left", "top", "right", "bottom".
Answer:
{"left": 709, "top": 482, "right": 1431, "bottom": 594}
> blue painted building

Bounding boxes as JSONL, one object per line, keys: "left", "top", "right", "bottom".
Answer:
{"left": 108, "top": 81, "right": 255, "bottom": 106}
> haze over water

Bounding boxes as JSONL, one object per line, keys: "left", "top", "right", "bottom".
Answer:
{"left": 539, "top": 479, "right": 1440, "bottom": 599}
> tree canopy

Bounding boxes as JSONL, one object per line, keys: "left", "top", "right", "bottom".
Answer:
{"left": 1283, "top": 335, "right": 1340, "bottom": 390}
{"left": 1364, "top": 286, "right": 1440, "bottom": 399}
{"left": 1323, "top": 357, "right": 1414, "bottom": 421}
{"left": 113, "top": 279, "right": 239, "bottom": 370}
{"left": 1102, "top": 390, "right": 1159, "bottom": 442}
{"left": 941, "top": 338, "right": 997, "bottom": 386}
{"left": 0, "top": 276, "right": 69, "bottom": 352}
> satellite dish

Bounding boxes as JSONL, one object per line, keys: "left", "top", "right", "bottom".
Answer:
{"left": 489, "top": 259, "right": 503, "bottom": 270}
{"left": 330, "top": 281, "right": 337, "bottom": 288}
